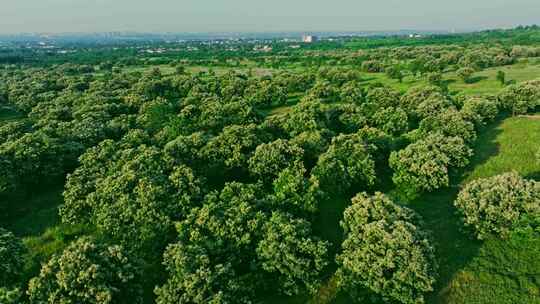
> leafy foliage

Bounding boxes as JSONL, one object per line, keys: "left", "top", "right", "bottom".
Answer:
{"left": 311, "top": 132, "right": 376, "bottom": 194}
{"left": 0, "top": 228, "right": 26, "bottom": 286}
{"left": 337, "top": 192, "right": 438, "bottom": 304}
{"left": 390, "top": 133, "right": 472, "bottom": 197}
{"left": 27, "top": 237, "right": 143, "bottom": 304}
{"left": 455, "top": 172, "right": 540, "bottom": 239}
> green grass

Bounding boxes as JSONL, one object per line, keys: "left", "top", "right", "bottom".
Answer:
{"left": 123, "top": 64, "right": 275, "bottom": 77}
{"left": 360, "top": 64, "right": 540, "bottom": 97}
{"left": 464, "top": 115, "right": 540, "bottom": 182}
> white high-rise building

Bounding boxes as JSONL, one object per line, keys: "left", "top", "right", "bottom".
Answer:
{"left": 302, "top": 35, "right": 317, "bottom": 43}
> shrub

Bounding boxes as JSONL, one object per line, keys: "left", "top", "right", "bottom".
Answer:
{"left": 337, "top": 192, "right": 438, "bottom": 304}
{"left": 455, "top": 172, "right": 540, "bottom": 240}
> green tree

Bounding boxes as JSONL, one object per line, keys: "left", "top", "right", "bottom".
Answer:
{"left": 256, "top": 212, "right": 329, "bottom": 295}
{"left": 457, "top": 67, "right": 475, "bottom": 84}
{"left": 455, "top": 172, "right": 540, "bottom": 240}
{"left": 337, "top": 193, "right": 438, "bottom": 304}
{"left": 27, "top": 237, "right": 143, "bottom": 304}
{"left": 269, "top": 162, "right": 320, "bottom": 215}
{"left": 496, "top": 70, "right": 506, "bottom": 86}
{"left": 386, "top": 66, "right": 404, "bottom": 83}
{"left": 460, "top": 97, "right": 499, "bottom": 126}
{"left": 248, "top": 139, "right": 304, "bottom": 183}
{"left": 155, "top": 182, "right": 266, "bottom": 304}
{"left": 0, "top": 228, "right": 26, "bottom": 287}
{"left": 61, "top": 144, "right": 203, "bottom": 252}
{"left": 311, "top": 133, "right": 376, "bottom": 194}
{"left": 201, "top": 124, "right": 270, "bottom": 173}
{"left": 417, "top": 109, "right": 477, "bottom": 143}
{"left": 389, "top": 133, "right": 472, "bottom": 197}
{"left": 497, "top": 79, "right": 540, "bottom": 115}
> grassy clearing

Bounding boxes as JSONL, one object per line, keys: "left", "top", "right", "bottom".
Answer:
{"left": 464, "top": 115, "right": 540, "bottom": 182}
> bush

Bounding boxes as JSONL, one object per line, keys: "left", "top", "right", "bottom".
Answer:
{"left": 337, "top": 192, "right": 438, "bottom": 304}
{"left": 455, "top": 172, "right": 540, "bottom": 240}
{"left": 27, "top": 237, "right": 143, "bottom": 304}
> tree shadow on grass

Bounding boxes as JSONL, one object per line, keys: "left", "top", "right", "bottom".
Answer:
{"left": 525, "top": 171, "right": 540, "bottom": 181}
{"left": 0, "top": 178, "right": 65, "bottom": 237}
{"left": 466, "top": 75, "right": 488, "bottom": 84}
{"left": 408, "top": 117, "right": 504, "bottom": 304}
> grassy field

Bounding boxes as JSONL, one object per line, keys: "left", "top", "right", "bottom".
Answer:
{"left": 362, "top": 62, "right": 540, "bottom": 96}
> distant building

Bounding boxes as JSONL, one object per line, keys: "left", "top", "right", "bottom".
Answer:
{"left": 302, "top": 35, "right": 317, "bottom": 43}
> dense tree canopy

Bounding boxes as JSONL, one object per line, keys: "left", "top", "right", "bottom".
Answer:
{"left": 1, "top": 26, "right": 539, "bottom": 304}
{"left": 337, "top": 193, "right": 438, "bottom": 304}
{"left": 0, "top": 228, "right": 26, "bottom": 287}
{"left": 311, "top": 132, "right": 376, "bottom": 194}
{"left": 27, "top": 237, "right": 143, "bottom": 304}
{"left": 390, "top": 133, "right": 472, "bottom": 197}
{"left": 455, "top": 172, "right": 540, "bottom": 239}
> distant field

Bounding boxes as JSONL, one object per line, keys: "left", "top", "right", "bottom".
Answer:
{"left": 123, "top": 64, "right": 275, "bottom": 77}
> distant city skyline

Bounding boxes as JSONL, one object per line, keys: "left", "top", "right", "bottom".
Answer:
{"left": 1, "top": 0, "right": 539, "bottom": 34}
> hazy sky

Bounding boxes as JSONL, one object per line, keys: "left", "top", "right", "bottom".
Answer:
{"left": 1, "top": 0, "right": 539, "bottom": 34}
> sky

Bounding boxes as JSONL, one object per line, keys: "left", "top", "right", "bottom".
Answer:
{"left": 1, "top": 0, "right": 539, "bottom": 34}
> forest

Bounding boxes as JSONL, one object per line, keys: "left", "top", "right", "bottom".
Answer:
{"left": 0, "top": 26, "right": 539, "bottom": 304}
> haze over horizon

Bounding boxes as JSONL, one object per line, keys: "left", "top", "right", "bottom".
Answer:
{"left": 1, "top": 0, "right": 539, "bottom": 34}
